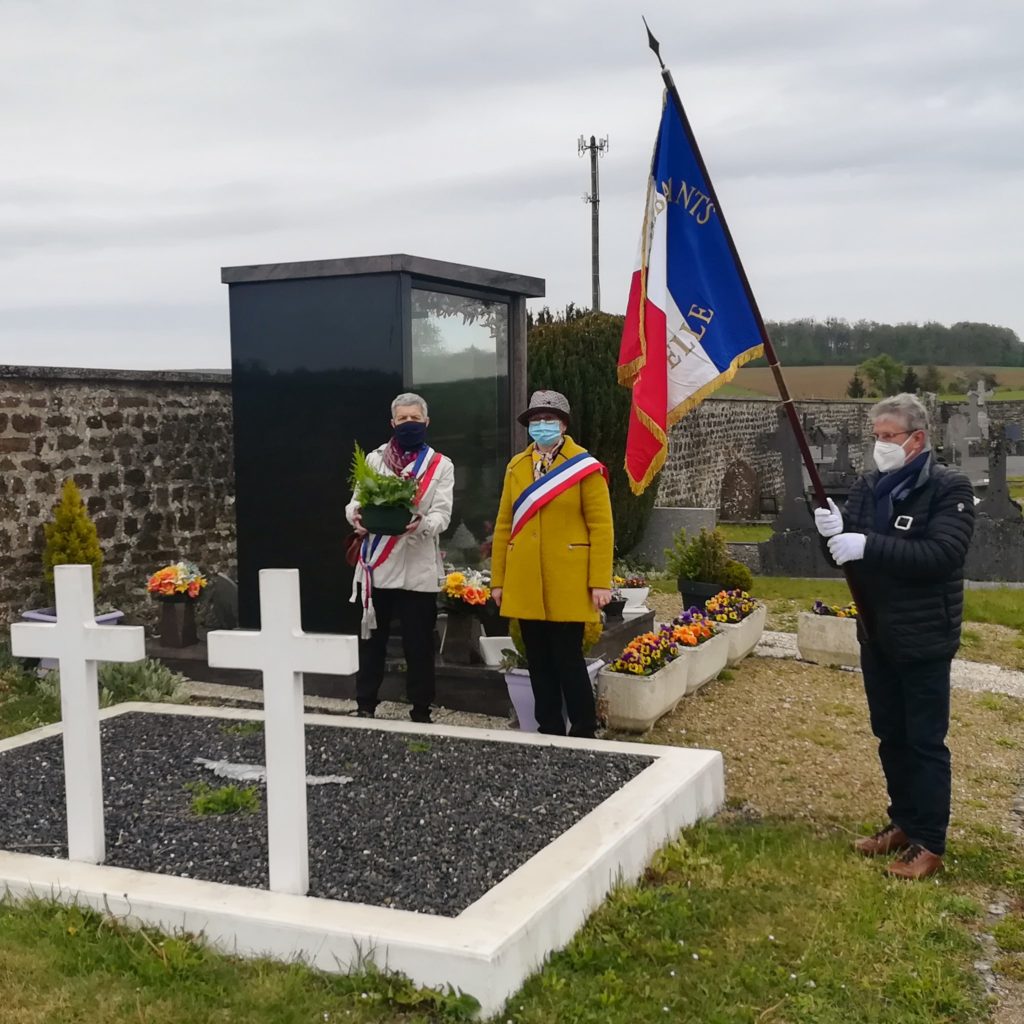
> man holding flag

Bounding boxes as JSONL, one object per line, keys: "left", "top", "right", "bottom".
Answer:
{"left": 621, "top": 25, "right": 960, "bottom": 881}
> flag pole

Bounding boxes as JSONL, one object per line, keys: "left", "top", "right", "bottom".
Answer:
{"left": 642, "top": 19, "right": 869, "bottom": 618}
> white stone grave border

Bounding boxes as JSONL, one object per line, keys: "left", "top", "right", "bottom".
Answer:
{"left": 0, "top": 702, "right": 723, "bottom": 1018}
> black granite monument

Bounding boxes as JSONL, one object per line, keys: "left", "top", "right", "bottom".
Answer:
{"left": 222, "top": 254, "right": 544, "bottom": 633}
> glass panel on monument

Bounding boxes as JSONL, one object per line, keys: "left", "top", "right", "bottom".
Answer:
{"left": 410, "top": 288, "right": 510, "bottom": 571}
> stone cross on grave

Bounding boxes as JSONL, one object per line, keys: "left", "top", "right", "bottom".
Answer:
{"left": 762, "top": 407, "right": 814, "bottom": 531}
{"left": 966, "top": 392, "right": 990, "bottom": 440}
{"left": 10, "top": 565, "right": 145, "bottom": 864}
{"left": 976, "top": 425, "right": 1023, "bottom": 522}
{"left": 207, "top": 569, "right": 358, "bottom": 896}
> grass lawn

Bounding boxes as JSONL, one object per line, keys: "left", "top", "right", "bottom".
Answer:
{"left": 1010, "top": 477, "right": 1024, "bottom": 502}
{"left": 716, "top": 523, "right": 773, "bottom": 543}
{"left": 939, "top": 389, "right": 1024, "bottom": 402}
{"left": 3, "top": 645, "right": 1024, "bottom": 1021}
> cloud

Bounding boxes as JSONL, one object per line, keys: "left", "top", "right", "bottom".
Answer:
{"left": 0, "top": 0, "right": 1021, "bottom": 369}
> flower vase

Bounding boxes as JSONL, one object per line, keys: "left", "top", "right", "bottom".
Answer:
{"left": 441, "top": 610, "right": 483, "bottom": 665}
{"left": 505, "top": 659, "right": 605, "bottom": 732}
{"left": 159, "top": 596, "right": 199, "bottom": 648}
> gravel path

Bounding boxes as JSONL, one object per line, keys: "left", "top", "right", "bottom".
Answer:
{"left": 0, "top": 712, "right": 651, "bottom": 916}
{"left": 755, "top": 630, "right": 1024, "bottom": 698}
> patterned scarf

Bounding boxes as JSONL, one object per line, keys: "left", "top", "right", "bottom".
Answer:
{"left": 383, "top": 438, "right": 420, "bottom": 476}
{"left": 531, "top": 437, "right": 565, "bottom": 481}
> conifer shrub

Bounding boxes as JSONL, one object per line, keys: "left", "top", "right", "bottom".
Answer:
{"left": 527, "top": 311, "right": 656, "bottom": 554}
{"left": 42, "top": 480, "right": 103, "bottom": 599}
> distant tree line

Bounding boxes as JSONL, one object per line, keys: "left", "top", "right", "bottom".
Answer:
{"left": 529, "top": 310, "right": 1023, "bottom": 367}
{"left": 760, "top": 318, "right": 1023, "bottom": 367}
{"left": 846, "top": 356, "right": 1000, "bottom": 399}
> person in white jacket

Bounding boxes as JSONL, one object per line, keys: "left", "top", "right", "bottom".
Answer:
{"left": 345, "top": 393, "right": 454, "bottom": 723}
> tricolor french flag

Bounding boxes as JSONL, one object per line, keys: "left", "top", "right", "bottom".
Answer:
{"left": 619, "top": 92, "right": 764, "bottom": 494}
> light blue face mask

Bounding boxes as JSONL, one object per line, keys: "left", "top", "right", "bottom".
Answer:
{"left": 528, "top": 420, "right": 563, "bottom": 447}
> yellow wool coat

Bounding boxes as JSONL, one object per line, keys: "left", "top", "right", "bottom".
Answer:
{"left": 490, "top": 436, "right": 614, "bottom": 623}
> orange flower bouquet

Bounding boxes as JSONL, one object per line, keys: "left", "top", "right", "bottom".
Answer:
{"left": 441, "top": 569, "right": 491, "bottom": 613}
{"left": 146, "top": 561, "right": 208, "bottom": 601}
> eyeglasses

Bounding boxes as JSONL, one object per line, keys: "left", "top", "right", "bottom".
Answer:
{"left": 872, "top": 430, "right": 913, "bottom": 443}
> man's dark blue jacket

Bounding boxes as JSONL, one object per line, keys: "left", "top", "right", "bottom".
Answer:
{"left": 840, "top": 457, "right": 975, "bottom": 662}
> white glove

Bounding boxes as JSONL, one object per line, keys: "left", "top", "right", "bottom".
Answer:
{"left": 813, "top": 498, "right": 844, "bottom": 538}
{"left": 828, "top": 533, "right": 866, "bottom": 565}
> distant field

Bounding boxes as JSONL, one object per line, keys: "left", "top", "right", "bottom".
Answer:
{"left": 717, "top": 365, "right": 1024, "bottom": 401}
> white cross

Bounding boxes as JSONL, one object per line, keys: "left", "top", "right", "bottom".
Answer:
{"left": 10, "top": 565, "right": 145, "bottom": 865}
{"left": 207, "top": 569, "right": 358, "bottom": 896}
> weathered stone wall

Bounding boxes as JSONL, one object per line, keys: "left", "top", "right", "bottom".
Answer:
{"left": 654, "top": 394, "right": 1024, "bottom": 518}
{"left": 4, "top": 369, "right": 1012, "bottom": 631}
{"left": 655, "top": 397, "right": 873, "bottom": 512}
{"left": 0, "top": 367, "right": 235, "bottom": 629}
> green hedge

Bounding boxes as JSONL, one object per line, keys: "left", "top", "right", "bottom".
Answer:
{"left": 527, "top": 312, "right": 656, "bottom": 555}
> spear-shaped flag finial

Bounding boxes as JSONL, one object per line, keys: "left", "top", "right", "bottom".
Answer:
{"left": 642, "top": 16, "right": 665, "bottom": 70}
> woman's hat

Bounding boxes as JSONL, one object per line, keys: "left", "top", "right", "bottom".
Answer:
{"left": 517, "top": 390, "right": 571, "bottom": 426}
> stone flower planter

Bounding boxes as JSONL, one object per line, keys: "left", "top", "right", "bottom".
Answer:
{"left": 679, "top": 631, "right": 730, "bottom": 694}
{"left": 596, "top": 656, "right": 689, "bottom": 733}
{"left": 715, "top": 603, "right": 767, "bottom": 666}
{"left": 504, "top": 658, "right": 604, "bottom": 733}
{"left": 796, "top": 611, "right": 860, "bottom": 669}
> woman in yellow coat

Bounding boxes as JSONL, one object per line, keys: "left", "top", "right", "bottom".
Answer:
{"left": 490, "top": 390, "right": 614, "bottom": 738}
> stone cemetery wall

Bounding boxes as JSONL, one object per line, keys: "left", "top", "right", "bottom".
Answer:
{"left": 655, "top": 397, "right": 873, "bottom": 513}
{"left": 986, "top": 400, "right": 1024, "bottom": 428}
{"left": 0, "top": 367, "right": 235, "bottom": 629}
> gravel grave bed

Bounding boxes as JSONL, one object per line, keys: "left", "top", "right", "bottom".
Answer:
{"left": 0, "top": 712, "right": 653, "bottom": 916}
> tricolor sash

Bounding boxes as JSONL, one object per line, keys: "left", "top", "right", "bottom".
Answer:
{"left": 353, "top": 445, "right": 444, "bottom": 638}
{"left": 510, "top": 451, "right": 607, "bottom": 540}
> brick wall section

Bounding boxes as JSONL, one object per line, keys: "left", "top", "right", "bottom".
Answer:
{"left": 0, "top": 367, "right": 235, "bottom": 629}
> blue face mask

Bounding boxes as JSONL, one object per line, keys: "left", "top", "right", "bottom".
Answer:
{"left": 394, "top": 420, "right": 427, "bottom": 451}
{"left": 529, "top": 420, "right": 563, "bottom": 447}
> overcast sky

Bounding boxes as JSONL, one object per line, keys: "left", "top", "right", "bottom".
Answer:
{"left": 2, "top": 0, "right": 1022, "bottom": 369}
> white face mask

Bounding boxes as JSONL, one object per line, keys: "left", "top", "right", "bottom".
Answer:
{"left": 873, "top": 437, "right": 910, "bottom": 472}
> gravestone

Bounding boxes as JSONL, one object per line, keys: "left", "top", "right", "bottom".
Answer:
{"left": 9, "top": 565, "right": 146, "bottom": 863}
{"left": 718, "top": 460, "right": 759, "bottom": 521}
{"left": 757, "top": 409, "right": 840, "bottom": 577}
{"left": 207, "top": 569, "right": 357, "bottom": 895}
{"left": 962, "top": 424, "right": 1024, "bottom": 581}
{"left": 945, "top": 412, "right": 969, "bottom": 465}
{"left": 974, "top": 426, "right": 1023, "bottom": 523}
{"left": 966, "top": 389, "right": 990, "bottom": 440}
{"left": 767, "top": 408, "right": 814, "bottom": 532}
{"left": 833, "top": 424, "right": 853, "bottom": 477}
{"left": 630, "top": 507, "right": 717, "bottom": 569}
{"left": 222, "top": 255, "right": 543, "bottom": 633}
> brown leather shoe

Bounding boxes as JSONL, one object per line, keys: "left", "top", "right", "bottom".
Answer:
{"left": 853, "top": 823, "right": 910, "bottom": 857}
{"left": 886, "top": 844, "right": 944, "bottom": 880}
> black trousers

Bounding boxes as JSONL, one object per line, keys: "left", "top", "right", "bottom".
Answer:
{"left": 356, "top": 588, "right": 436, "bottom": 712}
{"left": 518, "top": 619, "right": 597, "bottom": 738}
{"left": 860, "top": 642, "right": 952, "bottom": 856}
